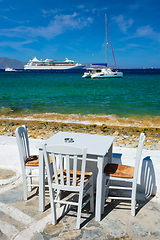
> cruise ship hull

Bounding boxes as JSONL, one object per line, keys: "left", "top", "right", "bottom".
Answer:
{"left": 24, "top": 65, "right": 84, "bottom": 70}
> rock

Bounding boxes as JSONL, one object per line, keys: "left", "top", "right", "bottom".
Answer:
{"left": 119, "top": 144, "right": 125, "bottom": 147}
{"left": 131, "top": 143, "right": 138, "bottom": 148}
{"left": 123, "top": 135, "right": 130, "bottom": 139}
{"left": 156, "top": 141, "right": 160, "bottom": 150}
{"left": 152, "top": 143, "right": 157, "bottom": 147}
{"left": 112, "top": 131, "right": 119, "bottom": 136}
{"left": 151, "top": 139, "right": 158, "bottom": 143}
{"left": 37, "top": 136, "right": 43, "bottom": 139}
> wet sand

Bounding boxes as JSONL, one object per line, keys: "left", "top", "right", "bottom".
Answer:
{"left": 1, "top": 112, "right": 160, "bottom": 128}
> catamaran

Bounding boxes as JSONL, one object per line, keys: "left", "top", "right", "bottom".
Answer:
{"left": 82, "top": 14, "right": 123, "bottom": 78}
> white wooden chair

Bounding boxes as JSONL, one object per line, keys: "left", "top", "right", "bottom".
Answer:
{"left": 43, "top": 144, "right": 94, "bottom": 229}
{"left": 102, "top": 133, "right": 145, "bottom": 216}
{"left": 15, "top": 125, "right": 52, "bottom": 200}
{"left": 15, "top": 125, "right": 40, "bottom": 200}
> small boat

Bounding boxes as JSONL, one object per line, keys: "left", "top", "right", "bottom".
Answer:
{"left": 5, "top": 68, "right": 16, "bottom": 72}
{"left": 83, "top": 14, "right": 123, "bottom": 78}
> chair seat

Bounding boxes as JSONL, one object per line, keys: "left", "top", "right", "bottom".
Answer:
{"left": 104, "top": 163, "right": 134, "bottom": 178}
{"left": 25, "top": 155, "right": 39, "bottom": 166}
{"left": 25, "top": 155, "right": 53, "bottom": 166}
{"left": 52, "top": 169, "right": 92, "bottom": 186}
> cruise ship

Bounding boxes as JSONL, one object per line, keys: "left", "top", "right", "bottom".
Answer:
{"left": 24, "top": 57, "right": 84, "bottom": 71}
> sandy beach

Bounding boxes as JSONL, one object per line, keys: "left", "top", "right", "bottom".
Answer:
{"left": 1, "top": 118, "right": 160, "bottom": 239}
{"left": 0, "top": 117, "right": 160, "bottom": 150}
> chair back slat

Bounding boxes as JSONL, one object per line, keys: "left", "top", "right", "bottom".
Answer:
{"left": 43, "top": 145, "right": 87, "bottom": 189}
{"left": 52, "top": 153, "right": 58, "bottom": 184}
{"left": 73, "top": 155, "right": 77, "bottom": 186}
{"left": 59, "top": 155, "right": 64, "bottom": 185}
{"left": 43, "top": 150, "right": 53, "bottom": 189}
{"left": 134, "top": 133, "right": 145, "bottom": 181}
{"left": 15, "top": 126, "right": 30, "bottom": 164}
{"left": 22, "top": 125, "right": 30, "bottom": 157}
{"left": 80, "top": 151, "right": 87, "bottom": 187}
{"left": 66, "top": 155, "right": 70, "bottom": 186}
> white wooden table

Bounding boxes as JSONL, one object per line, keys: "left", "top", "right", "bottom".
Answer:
{"left": 38, "top": 131, "right": 115, "bottom": 221}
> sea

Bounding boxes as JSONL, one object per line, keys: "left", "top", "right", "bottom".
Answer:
{"left": 0, "top": 69, "right": 160, "bottom": 128}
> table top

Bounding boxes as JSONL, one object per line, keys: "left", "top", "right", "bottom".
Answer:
{"left": 38, "top": 131, "right": 115, "bottom": 156}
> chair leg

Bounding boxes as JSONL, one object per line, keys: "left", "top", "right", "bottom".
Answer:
{"left": 57, "top": 189, "right": 61, "bottom": 208}
{"left": 22, "top": 173, "right": 28, "bottom": 200}
{"left": 21, "top": 166, "right": 28, "bottom": 200}
{"left": 27, "top": 169, "right": 32, "bottom": 192}
{"left": 105, "top": 178, "right": 110, "bottom": 199}
{"left": 131, "top": 182, "right": 137, "bottom": 216}
{"left": 101, "top": 174, "right": 106, "bottom": 215}
{"left": 101, "top": 176, "right": 110, "bottom": 215}
{"left": 89, "top": 176, "right": 94, "bottom": 213}
{"left": 76, "top": 191, "right": 83, "bottom": 229}
{"left": 50, "top": 189, "right": 57, "bottom": 225}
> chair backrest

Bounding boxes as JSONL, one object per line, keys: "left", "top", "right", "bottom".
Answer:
{"left": 22, "top": 125, "right": 30, "bottom": 156}
{"left": 15, "top": 125, "right": 30, "bottom": 165}
{"left": 43, "top": 144, "right": 87, "bottom": 191}
{"left": 134, "top": 133, "right": 145, "bottom": 181}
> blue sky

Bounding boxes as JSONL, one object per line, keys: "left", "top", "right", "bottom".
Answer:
{"left": 0, "top": 0, "right": 160, "bottom": 68}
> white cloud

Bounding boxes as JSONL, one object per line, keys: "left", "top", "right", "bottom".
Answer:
{"left": 129, "top": 4, "right": 139, "bottom": 10}
{"left": 136, "top": 25, "right": 154, "bottom": 37}
{"left": 76, "top": 5, "right": 85, "bottom": 9}
{"left": 119, "top": 24, "right": 160, "bottom": 44}
{"left": 42, "top": 9, "right": 58, "bottom": 14}
{"left": 41, "top": 9, "right": 60, "bottom": 17}
{"left": 0, "top": 13, "right": 93, "bottom": 40}
{"left": 112, "top": 15, "right": 133, "bottom": 33}
{"left": 92, "top": 7, "right": 108, "bottom": 13}
{"left": 0, "top": 39, "right": 34, "bottom": 50}
{"left": 135, "top": 25, "right": 160, "bottom": 41}
{"left": 0, "top": 15, "right": 24, "bottom": 23}
{"left": 114, "top": 43, "right": 141, "bottom": 52}
{"left": 126, "top": 43, "right": 140, "bottom": 48}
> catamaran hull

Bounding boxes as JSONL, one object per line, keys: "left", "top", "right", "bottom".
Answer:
{"left": 91, "top": 72, "right": 123, "bottom": 78}
{"left": 82, "top": 73, "right": 92, "bottom": 78}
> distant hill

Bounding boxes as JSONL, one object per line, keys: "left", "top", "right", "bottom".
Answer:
{"left": 0, "top": 57, "right": 26, "bottom": 69}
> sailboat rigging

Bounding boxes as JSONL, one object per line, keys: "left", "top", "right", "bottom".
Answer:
{"left": 82, "top": 14, "right": 123, "bottom": 78}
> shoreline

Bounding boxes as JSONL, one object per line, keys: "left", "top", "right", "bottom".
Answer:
{"left": 1, "top": 112, "right": 160, "bottom": 128}
{"left": 0, "top": 117, "right": 160, "bottom": 150}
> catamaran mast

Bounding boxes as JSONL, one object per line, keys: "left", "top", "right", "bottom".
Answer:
{"left": 106, "top": 14, "right": 118, "bottom": 71}
{"left": 105, "top": 13, "right": 107, "bottom": 66}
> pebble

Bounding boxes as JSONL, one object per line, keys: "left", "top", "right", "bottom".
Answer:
{"left": 112, "top": 131, "right": 119, "bottom": 136}
{"left": 123, "top": 135, "right": 130, "bottom": 139}
{"left": 0, "top": 120, "right": 160, "bottom": 149}
{"left": 156, "top": 141, "right": 160, "bottom": 150}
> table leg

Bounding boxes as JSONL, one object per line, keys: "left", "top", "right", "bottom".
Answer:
{"left": 39, "top": 149, "right": 45, "bottom": 211}
{"left": 108, "top": 143, "right": 113, "bottom": 163}
{"left": 95, "top": 156, "right": 104, "bottom": 221}
{"left": 101, "top": 144, "right": 113, "bottom": 215}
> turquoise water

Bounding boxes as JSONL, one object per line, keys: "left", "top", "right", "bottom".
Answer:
{"left": 0, "top": 71, "right": 160, "bottom": 118}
